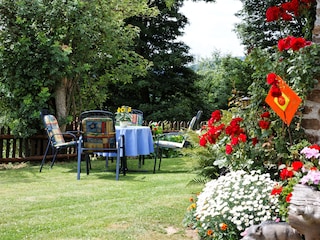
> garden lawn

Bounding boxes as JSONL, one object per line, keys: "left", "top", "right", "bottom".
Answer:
{"left": 0, "top": 156, "right": 201, "bottom": 240}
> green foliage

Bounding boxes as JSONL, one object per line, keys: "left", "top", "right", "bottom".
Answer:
{"left": 236, "top": 0, "right": 317, "bottom": 52}
{"left": 0, "top": 0, "right": 156, "bottom": 137}
{"left": 193, "top": 52, "right": 252, "bottom": 118}
{"left": 183, "top": 131, "right": 222, "bottom": 180}
{"left": 105, "top": 0, "right": 201, "bottom": 121}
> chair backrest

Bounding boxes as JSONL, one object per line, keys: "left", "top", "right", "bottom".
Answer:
{"left": 192, "top": 110, "right": 203, "bottom": 130}
{"left": 131, "top": 109, "right": 143, "bottom": 126}
{"left": 79, "top": 110, "right": 116, "bottom": 151}
{"left": 40, "top": 112, "right": 65, "bottom": 146}
{"left": 187, "top": 110, "right": 202, "bottom": 130}
{"left": 188, "top": 116, "right": 197, "bottom": 130}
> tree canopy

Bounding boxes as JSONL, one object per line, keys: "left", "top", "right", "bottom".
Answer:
{"left": 105, "top": 0, "right": 202, "bottom": 121}
{"left": 0, "top": 0, "right": 157, "bottom": 136}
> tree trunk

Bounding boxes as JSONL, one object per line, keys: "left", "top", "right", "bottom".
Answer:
{"left": 55, "top": 78, "right": 68, "bottom": 131}
{"left": 288, "top": 184, "right": 320, "bottom": 240}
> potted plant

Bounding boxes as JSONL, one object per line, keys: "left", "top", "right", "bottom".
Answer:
{"left": 115, "top": 106, "right": 132, "bottom": 127}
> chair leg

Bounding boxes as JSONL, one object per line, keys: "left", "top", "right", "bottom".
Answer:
{"left": 85, "top": 154, "right": 90, "bottom": 175}
{"left": 158, "top": 148, "right": 163, "bottom": 170}
{"left": 138, "top": 155, "right": 145, "bottom": 168}
{"left": 153, "top": 145, "right": 159, "bottom": 173}
{"left": 77, "top": 138, "right": 82, "bottom": 180}
{"left": 115, "top": 152, "right": 120, "bottom": 181}
{"left": 40, "top": 142, "right": 51, "bottom": 172}
{"left": 50, "top": 149, "right": 59, "bottom": 168}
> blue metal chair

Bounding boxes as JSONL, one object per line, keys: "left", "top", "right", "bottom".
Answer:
{"left": 77, "top": 110, "right": 122, "bottom": 180}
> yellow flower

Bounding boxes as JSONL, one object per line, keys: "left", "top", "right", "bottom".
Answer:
{"left": 187, "top": 203, "right": 196, "bottom": 211}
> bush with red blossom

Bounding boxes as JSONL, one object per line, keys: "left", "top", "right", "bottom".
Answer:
{"left": 198, "top": 109, "right": 282, "bottom": 173}
{"left": 266, "top": 0, "right": 314, "bottom": 22}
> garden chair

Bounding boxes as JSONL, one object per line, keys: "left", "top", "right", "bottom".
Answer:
{"left": 153, "top": 110, "right": 202, "bottom": 172}
{"left": 131, "top": 109, "right": 144, "bottom": 126}
{"left": 39, "top": 110, "right": 78, "bottom": 172}
{"left": 77, "top": 110, "right": 122, "bottom": 180}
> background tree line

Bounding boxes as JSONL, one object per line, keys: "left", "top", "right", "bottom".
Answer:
{"left": 0, "top": 0, "right": 318, "bottom": 137}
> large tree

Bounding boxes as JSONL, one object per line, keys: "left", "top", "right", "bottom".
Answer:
{"left": 0, "top": 0, "right": 157, "bottom": 136}
{"left": 105, "top": 0, "right": 204, "bottom": 121}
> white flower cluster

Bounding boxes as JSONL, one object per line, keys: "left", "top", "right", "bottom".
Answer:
{"left": 195, "top": 170, "right": 279, "bottom": 232}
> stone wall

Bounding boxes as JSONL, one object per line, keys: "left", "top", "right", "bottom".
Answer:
{"left": 303, "top": 0, "right": 320, "bottom": 144}
{"left": 313, "top": 0, "right": 320, "bottom": 43}
{"left": 302, "top": 81, "right": 320, "bottom": 144}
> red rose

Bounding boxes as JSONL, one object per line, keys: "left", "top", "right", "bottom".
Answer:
{"left": 238, "top": 133, "right": 247, "bottom": 143}
{"left": 231, "top": 137, "right": 239, "bottom": 146}
{"left": 280, "top": 168, "right": 294, "bottom": 180}
{"left": 290, "top": 37, "right": 307, "bottom": 51}
{"left": 259, "top": 120, "right": 270, "bottom": 130}
{"left": 199, "top": 136, "right": 207, "bottom": 147}
{"left": 291, "top": 0, "right": 300, "bottom": 16}
{"left": 309, "top": 144, "right": 320, "bottom": 150}
{"left": 266, "top": 73, "right": 277, "bottom": 85}
{"left": 281, "top": 12, "right": 292, "bottom": 21}
{"left": 271, "top": 185, "right": 283, "bottom": 195}
{"left": 278, "top": 36, "right": 294, "bottom": 51}
{"left": 281, "top": 2, "right": 295, "bottom": 12}
{"left": 292, "top": 161, "right": 303, "bottom": 171}
{"left": 266, "top": 6, "right": 281, "bottom": 22}
{"left": 225, "top": 144, "right": 233, "bottom": 155}
{"left": 260, "top": 112, "right": 270, "bottom": 118}
{"left": 286, "top": 192, "right": 292, "bottom": 203}
{"left": 211, "top": 110, "right": 222, "bottom": 123}
{"left": 271, "top": 84, "right": 282, "bottom": 98}
{"left": 252, "top": 137, "right": 258, "bottom": 146}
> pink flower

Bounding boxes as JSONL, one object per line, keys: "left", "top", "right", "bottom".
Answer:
{"left": 300, "top": 147, "right": 320, "bottom": 159}
{"left": 300, "top": 170, "right": 320, "bottom": 185}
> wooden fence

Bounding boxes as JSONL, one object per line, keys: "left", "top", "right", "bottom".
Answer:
{"left": 0, "top": 120, "right": 204, "bottom": 163}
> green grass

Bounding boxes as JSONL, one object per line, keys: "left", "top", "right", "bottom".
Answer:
{"left": 0, "top": 156, "right": 202, "bottom": 240}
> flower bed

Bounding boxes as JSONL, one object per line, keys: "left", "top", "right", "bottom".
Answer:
{"left": 184, "top": 170, "right": 279, "bottom": 239}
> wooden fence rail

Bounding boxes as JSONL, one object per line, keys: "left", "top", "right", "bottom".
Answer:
{"left": 0, "top": 120, "right": 204, "bottom": 163}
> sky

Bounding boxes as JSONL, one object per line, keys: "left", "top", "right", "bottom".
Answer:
{"left": 179, "top": 0, "right": 244, "bottom": 59}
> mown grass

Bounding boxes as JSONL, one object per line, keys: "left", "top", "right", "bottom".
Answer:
{"left": 0, "top": 156, "right": 202, "bottom": 240}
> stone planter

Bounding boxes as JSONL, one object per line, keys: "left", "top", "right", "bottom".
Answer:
{"left": 288, "top": 184, "right": 320, "bottom": 240}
